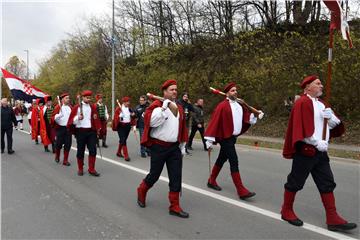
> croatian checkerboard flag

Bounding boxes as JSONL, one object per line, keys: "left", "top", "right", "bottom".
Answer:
{"left": 1, "top": 68, "right": 48, "bottom": 102}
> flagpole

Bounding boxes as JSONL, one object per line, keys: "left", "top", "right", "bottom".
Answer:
{"left": 111, "top": 0, "right": 115, "bottom": 119}
{"left": 322, "top": 28, "right": 334, "bottom": 140}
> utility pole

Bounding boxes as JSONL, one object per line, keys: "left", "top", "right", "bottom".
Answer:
{"left": 111, "top": 0, "right": 115, "bottom": 118}
{"left": 24, "top": 49, "right": 29, "bottom": 80}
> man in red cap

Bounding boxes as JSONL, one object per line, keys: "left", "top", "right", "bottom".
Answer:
{"left": 39, "top": 96, "right": 55, "bottom": 152}
{"left": 31, "top": 98, "right": 43, "bottom": 145}
{"left": 281, "top": 75, "right": 357, "bottom": 231}
{"left": 95, "top": 94, "right": 109, "bottom": 148}
{"left": 67, "top": 90, "right": 101, "bottom": 176}
{"left": 136, "top": 79, "right": 190, "bottom": 218}
{"left": 204, "top": 82, "right": 261, "bottom": 200}
{"left": 51, "top": 93, "right": 72, "bottom": 166}
{"left": 112, "top": 96, "right": 136, "bottom": 161}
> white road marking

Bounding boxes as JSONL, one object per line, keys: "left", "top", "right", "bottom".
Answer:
{"left": 18, "top": 129, "right": 357, "bottom": 240}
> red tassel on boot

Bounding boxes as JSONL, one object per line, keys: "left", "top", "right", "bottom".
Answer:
{"left": 168, "top": 192, "right": 189, "bottom": 218}
{"left": 137, "top": 180, "right": 150, "bottom": 208}
{"left": 321, "top": 192, "right": 357, "bottom": 231}
{"left": 207, "top": 165, "right": 222, "bottom": 191}
{"left": 123, "top": 145, "right": 131, "bottom": 161}
{"left": 281, "top": 189, "right": 303, "bottom": 226}
{"left": 231, "top": 172, "right": 255, "bottom": 200}
{"left": 88, "top": 155, "right": 100, "bottom": 177}
{"left": 63, "top": 150, "right": 70, "bottom": 166}
{"left": 54, "top": 149, "right": 60, "bottom": 163}
{"left": 77, "top": 158, "right": 84, "bottom": 176}
{"left": 116, "top": 144, "right": 123, "bottom": 158}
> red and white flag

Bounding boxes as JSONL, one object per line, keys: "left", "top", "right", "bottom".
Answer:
{"left": 323, "top": 0, "right": 353, "bottom": 48}
{"left": 1, "top": 68, "right": 48, "bottom": 102}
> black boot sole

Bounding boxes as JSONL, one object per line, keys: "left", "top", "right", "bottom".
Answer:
{"left": 328, "top": 223, "right": 357, "bottom": 231}
{"left": 281, "top": 216, "right": 304, "bottom": 226}
{"left": 89, "top": 172, "right": 100, "bottom": 177}
{"left": 77, "top": 172, "right": 84, "bottom": 176}
{"left": 63, "top": 162, "right": 71, "bottom": 166}
{"left": 169, "top": 210, "right": 189, "bottom": 218}
{"left": 239, "top": 192, "right": 256, "bottom": 200}
{"left": 207, "top": 182, "right": 222, "bottom": 191}
{"left": 137, "top": 199, "right": 146, "bottom": 208}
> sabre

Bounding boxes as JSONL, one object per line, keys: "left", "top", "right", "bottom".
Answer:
{"left": 57, "top": 95, "right": 62, "bottom": 114}
{"left": 209, "top": 87, "right": 264, "bottom": 119}
{"left": 146, "top": 93, "right": 178, "bottom": 117}
{"left": 116, "top": 99, "right": 121, "bottom": 108}
{"left": 77, "top": 94, "right": 83, "bottom": 119}
{"left": 132, "top": 125, "right": 139, "bottom": 143}
{"left": 97, "top": 139, "right": 103, "bottom": 161}
{"left": 208, "top": 148, "right": 212, "bottom": 175}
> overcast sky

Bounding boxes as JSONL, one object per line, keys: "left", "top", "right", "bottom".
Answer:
{"left": 1, "top": 0, "right": 111, "bottom": 76}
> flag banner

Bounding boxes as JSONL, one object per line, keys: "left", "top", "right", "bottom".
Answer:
{"left": 1, "top": 68, "right": 48, "bottom": 102}
{"left": 323, "top": 0, "right": 353, "bottom": 48}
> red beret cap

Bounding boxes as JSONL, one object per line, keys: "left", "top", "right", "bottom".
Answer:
{"left": 161, "top": 79, "right": 177, "bottom": 90}
{"left": 122, "top": 96, "right": 130, "bottom": 103}
{"left": 44, "top": 95, "right": 52, "bottom": 103}
{"left": 95, "top": 94, "right": 102, "bottom": 101}
{"left": 82, "top": 90, "right": 93, "bottom": 97}
{"left": 301, "top": 75, "right": 319, "bottom": 89}
{"left": 223, "top": 82, "right": 237, "bottom": 93}
{"left": 59, "top": 93, "right": 69, "bottom": 100}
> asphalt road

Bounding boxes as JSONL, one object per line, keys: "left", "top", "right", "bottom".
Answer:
{"left": 2, "top": 124, "right": 359, "bottom": 240}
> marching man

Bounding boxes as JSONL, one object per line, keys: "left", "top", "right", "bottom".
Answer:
{"left": 67, "top": 90, "right": 101, "bottom": 177}
{"left": 95, "top": 94, "right": 109, "bottom": 148}
{"left": 136, "top": 79, "right": 189, "bottom": 218}
{"left": 51, "top": 93, "right": 72, "bottom": 166}
{"left": 31, "top": 98, "right": 43, "bottom": 145}
{"left": 112, "top": 96, "right": 136, "bottom": 161}
{"left": 40, "top": 95, "right": 56, "bottom": 153}
{"left": 205, "top": 82, "right": 261, "bottom": 200}
{"left": 281, "top": 75, "right": 357, "bottom": 231}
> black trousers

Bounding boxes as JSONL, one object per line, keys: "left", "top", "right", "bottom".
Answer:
{"left": 56, "top": 126, "right": 72, "bottom": 151}
{"left": 75, "top": 130, "right": 97, "bottom": 159}
{"left": 215, "top": 136, "right": 239, "bottom": 173}
{"left": 285, "top": 151, "right": 336, "bottom": 193}
{"left": 187, "top": 124, "right": 206, "bottom": 149}
{"left": 1, "top": 127, "right": 13, "bottom": 152}
{"left": 144, "top": 143, "right": 182, "bottom": 192}
{"left": 117, "top": 123, "right": 131, "bottom": 145}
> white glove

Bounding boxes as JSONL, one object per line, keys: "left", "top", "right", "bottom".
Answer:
{"left": 54, "top": 113, "right": 61, "bottom": 121}
{"left": 316, "top": 140, "right": 328, "bottom": 152}
{"left": 206, "top": 140, "right": 213, "bottom": 150}
{"left": 162, "top": 99, "right": 172, "bottom": 110}
{"left": 249, "top": 113, "right": 257, "bottom": 125}
{"left": 321, "top": 108, "right": 332, "bottom": 119}
{"left": 132, "top": 126, "right": 137, "bottom": 132}
{"left": 180, "top": 143, "right": 186, "bottom": 155}
{"left": 257, "top": 110, "right": 264, "bottom": 120}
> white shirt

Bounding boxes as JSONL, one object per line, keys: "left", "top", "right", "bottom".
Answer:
{"left": 54, "top": 105, "right": 72, "bottom": 126}
{"left": 304, "top": 94, "right": 340, "bottom": 145}
{"left": 205, "top": 98, "right": 257, "bottom": 142}
{"left": 120, "top": 105, "right": 131, "bottom": 123}
{"left": 73, "top": 102, "right": 92, "bottom": 128}
{"left": 150, "top": 107, "right": 179, "bottom": 142}
{"left": 229, "top": 99, "right": 243, "bottom": 136}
